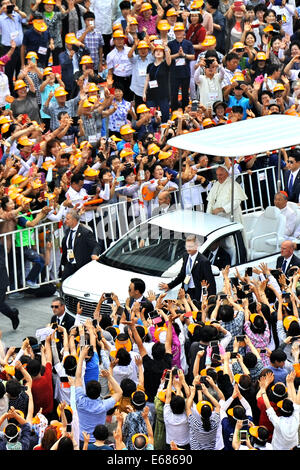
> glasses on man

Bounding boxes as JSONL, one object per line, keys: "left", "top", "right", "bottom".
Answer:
{"left": 51, "top": 305, "right": 60, "bottom": 309}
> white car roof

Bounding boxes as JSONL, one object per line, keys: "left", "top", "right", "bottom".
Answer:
{"left": 167, "top": 115, "right": 300, "bottom": 157}
{"left": 149, "top": 209, "right": 239, "bottom": 237}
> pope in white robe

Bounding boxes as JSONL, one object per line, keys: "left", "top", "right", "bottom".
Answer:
{"left": 206, "top": 165, "right": 247, "bottom": 225}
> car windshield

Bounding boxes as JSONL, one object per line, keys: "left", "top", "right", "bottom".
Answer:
{"left": 99, "top": 222, "right": 199, "bottom": 276}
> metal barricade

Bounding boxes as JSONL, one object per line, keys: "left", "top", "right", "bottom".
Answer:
{"left": 1, "top": 164, "right": 286, "bottom": 294}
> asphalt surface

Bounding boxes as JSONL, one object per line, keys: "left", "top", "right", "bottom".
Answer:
{"left": 1, "top": 292, "right": 56, "bottom": 349}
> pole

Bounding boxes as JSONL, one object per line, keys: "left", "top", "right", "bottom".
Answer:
{"left": 179, "top": 148, "right": 183, "bottom": 208}
{"left": 230, "top": 156, "right": 235, "bottom": 222}
{"left": 277, "top": 148, "right": 282, "bottom": 192}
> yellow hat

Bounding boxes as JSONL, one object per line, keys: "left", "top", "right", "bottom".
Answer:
{"left": 273, "top": 83, "right": 285, "bottom": 92}
{"left": 250, "top": 313, "right": 259, "bottom": 324}
{"left": 54, "top": 86, "right": 68, "bottom": 97}
{"left": 256, "top": 52, "right": 267, "bottom": 61}
{"left": 147, "top": 143, "right": 160, "bottom": 155}
{"left": 157, "top": 19, "right": 171, "bottom": 31}
{"left": 154, "top": 327, "right": 167, "bottom": 343}
{"left": 233, "top": 42, "right": 245, "bottom": 49}
{"left": 120, "top": 124, "right": 135, "bottom": 135}
{"left": 136, "top": 103, "right": 150, "bottom": 113}
{"left": 137, "top": 40, "right": 150, "bottom": 49}
{"left": 231, "top": 72, "right": 245, "bottom": 83}
{"left": 263, "top": 24, "right": 273, "bottom": 33}
{"left": 202, "top": 118, "right": 216, "bottom": 127}
{"left": 112, "top": 22, "right": 122, "bottom": 31}
{"left": 43, "top": 0, "right": 56, "bottom": 4}
{"left": 190, "top": 0, "right": 204, "bottom": 9}
{"left": 153, "top": 43, "right": 165, "bottom": 51}
{"left": 187, "top": 323, "right": 198, "bottom": 335}
{"left": 139, "top": 2, "right": 152, "bottom": 13}
{"left": 127, "top": 16, "right": 138, "bottom": 25}
{"left": 166, "top": 7, "right": 179, "bottom": 16}
{"left": 4, "top": 364, "right": 15, "bottom": 376}
{"left": 18, "top": 136, "right": 35, "bottom": 146}
{"left": 110, "top": 134, "right": 122, "bottom": 142}
{"left": 14, "top": 79, "right": 27, "bottom": 91}
{"left": 56, "top": 404, "right": 73, "bottom": 419}
{"left": 87, "top": 83, "right": 99, "bottom": 92}
{"left": 88, "top": 95, "right": 98, "bottom": 104}
{"left": 157, "top": 389, "right": 167, "bottom": 403}
{"left": 196, "top": 400, "right": 213, "bottom": 415}
{"left": 0, "top": 115, "right": 12, "bottom": 124}
{"left": 158, "top": 150, "right": 173, "bottom": 160}
{"left": 42, "top": 160, "right": 56, "bottom": 171}
{"left": 201, "top": 35, "right": 216, "bottom": 47}
{"left": 11, "top": 174, "right": 28, "bottom": 185}
{"left": 26, "top": 51, "right": 39, "bottom": 60}
{"left": 44, "top": 192, "right": 56, "bottom": 200}
{"left": 283, "top": 315, "right": 298, "bottom": 331}
{"left": 114, "top": 337, "right": 132, "bottom": 352}
{"left": 43, "top": 66, "right": 52, "bottom": 76}
{"left": 79, "top": 140, "right": 92, "bottom": 149}
{"left": 234, "top": 373, "right": 242, "bottom": 384}
{"left": 1, "top": 123, "right": 10, "bottom": 133}
{"left": 173, "top": 22, "right": 185, "bottom": 31}
{"left": 149, "top": 35, "right": 158, "bottom": 42}
{"left": 65, "top": 32, "right": 81, "bottom": 45}
{"left": 31, "top": 178, "right": 43, "bottom": 189}
{"left": 249, "top": 426, "right": 267, "bottom": 439}
{"left": 32, "top": 19, "right": 48, "bottom": 32}
{"left": 112, "top": 30, "right": 126, "bottom": 39}
{"left": 82, "top": 99, "right": 93, "bottom": 108}
{"left": 171, "top": 110, "right": 183, "bottom": 121}
{"left": 84, "top": 166, "right": 99, "bottom": 177}
{"left": 8, "top": 187, "right": 23, "bottom": 199}
{"left": 120, "top": 148, "right": 134, "bottom": 158}
{"left": 79, "top": 55, "right": 94, "bottom": 65}
{"left": 16, "top": 195, "right": 32, "bottom": 205}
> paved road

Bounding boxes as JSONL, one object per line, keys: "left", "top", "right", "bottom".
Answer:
{"left": 1, "top": 292, "right": 56, "bottom": 349}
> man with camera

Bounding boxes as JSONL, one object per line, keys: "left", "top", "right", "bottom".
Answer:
{"left": 76, "top": 11, "right": 104, "bottom": 73}
{"left": 59, "top": 32, "right": 90, "bottom": 95}
{"left": 194, "top": 55, "right": 224, "bottom": 108}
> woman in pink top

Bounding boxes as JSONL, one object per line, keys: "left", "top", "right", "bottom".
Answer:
{"left": 133, "top": 0, "right": 164, "bottom": 35}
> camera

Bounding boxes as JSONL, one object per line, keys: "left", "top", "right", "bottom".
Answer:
{"left": 6, "top": 4, "right": 14, "bottom": 14}
{"left": 72, "top": 44, "right": 79, "bottom": 52}
{"left": 191, "top": 100, "right": 199, "bottom": 112}
{"left": 236, "top": 335, "right": 245, "bottom": 342}
{"left": 245, "top": 267, "right": 252, "bottom": 276}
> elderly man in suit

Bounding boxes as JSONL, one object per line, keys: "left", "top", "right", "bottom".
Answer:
{"left": 159, "top": 234, "right": 216, "bottom": 300}
{"left": 60, "top": 208, "right": 101, "bottom": 282}
{"left": 276, "top": 240, "right": 300, "bottom": 275}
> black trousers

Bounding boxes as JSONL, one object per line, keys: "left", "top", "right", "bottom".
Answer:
{"left": 170, "top": 75, "right": 190, "bottom": 112}
{"left": 0, "top": 289, "right": 15, "bottom": 320}
{"left": 61, "top": 262, "right": 78, "bottom": 282}
{"left": 1, "top": 45, "right": 21, "bottom": 94}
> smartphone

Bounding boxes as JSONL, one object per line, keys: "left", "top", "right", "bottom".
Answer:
{"left": 242, "top": 284, "right": 249, "bottom": 292}
{"left": 72, "top": 44, "right": 79, "bottom": 52}
{"left": 66, "top": 424, "right": 72, "bottom": 433}
{"left": 230, "top": 352, "right": 238, "bottom": 359}
{"left": 116, "top": 306, "right": 124, "bottom": 317}
{"left": 245, "top": 267, "right": 252, "bottom": 276}
{"left": 191, "top": 100, "right": 199, "bottom": 112}
{"left": 260, "top": 349, "right": 266, "bottom": 354}
{"left": 202, "top": 286, "right": 208, "bottom": 296}
{"left": 172, "top": 367, "right": 178, "bottom": 377}
{"left": 165, "top": 370, "right": 170, "bottom": 380}
{"left": 200, "top": 376, "right": 208, "bottom": 385}
{"left": 239, "top": 430, "right": 248, "bottom": 443}
{"left": 139, "top": 170, "right": 145, "bottom": 180}
{"left": 212, "top": 353, "right": 221, "bottom": 362}
{"left": 104, "top": 293, "right": 112, "bottom": 298}
{"left": 230, "top": 277, "right": 239, "bottom": 287}
{"left": 209, "top": 340, "right": 219, "bottom": 348}
{"left": 6, "top": 4, "right": 14, "bottom": 14}
{"left": 52, "top": 322, "right": 58, "bottom": 330}
{"left": 148, "top": 310, "right": 158, "bottom": 319}
{"left": 236, "top": 335, "right": 245, "bottom": 342}
{"left": 92, "top": 319, "right": 98, "bottom": 328}
{"left": 219, "top": 293, "right": 227, "bottom": 300}
{"left": 236, "top": 299, "right": 243, "bottom": 305}
{"left": 195, "top": 384, "right": 202, "bottom": 391}
{"left": 60, "top": 376, "right": 69, "bottom": 383}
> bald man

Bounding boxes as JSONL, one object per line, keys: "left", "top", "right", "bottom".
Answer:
{"left": 274, "top": 192, "right": 297, "bottom": 239}
{"left": 276, "top": 240, "right": 300, "bottom": 275}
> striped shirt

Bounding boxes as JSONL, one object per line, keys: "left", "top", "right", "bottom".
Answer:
{"left": 76, "top": 28, "right": 104, "bottom": 69}
{"left": 188, "top": 410, "right": 220, "bottom": 450}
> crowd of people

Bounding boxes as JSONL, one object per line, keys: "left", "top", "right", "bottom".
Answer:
{"left": 1, "top": 0, "right": 300, "bottom": 453}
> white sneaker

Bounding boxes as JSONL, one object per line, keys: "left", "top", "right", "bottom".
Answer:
{"left": 26, "top": 280, "right": 40, "bottom": 289}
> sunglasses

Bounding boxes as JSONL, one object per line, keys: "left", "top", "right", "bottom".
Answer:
{"left": 51, "top": 305, "right": 60, "bottom": 308}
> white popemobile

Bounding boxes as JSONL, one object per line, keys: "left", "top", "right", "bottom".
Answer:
{"left": 62, "top": 115, "right": 300, "bottom": 318}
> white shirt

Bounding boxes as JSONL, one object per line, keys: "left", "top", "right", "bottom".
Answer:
{"left": 280, "top": 205, "right": 297, "bottom": 238}
{"left": 90, "top": 0, "right": 119, "bottom": 35}
{"left": 163, "top": 404, "right": 190, "bottom": 446}
{"left": 267, "top": 404, "right": 300, "bottom": 450}
{"left": 106, "top": 46, "right": 133, "bottom": 77}
{"left": 65, "top": 186, "right": 94, "bottom": 222}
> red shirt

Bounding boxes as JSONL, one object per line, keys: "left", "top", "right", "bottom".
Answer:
{"left": 31, "top": 362, "right": 53, "bottom": 416}
{"left": 257, "top": 396, "right": 280, "bottom": 440}
{"left": 186, "top": 24, "right": 207, "bottom": 59}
